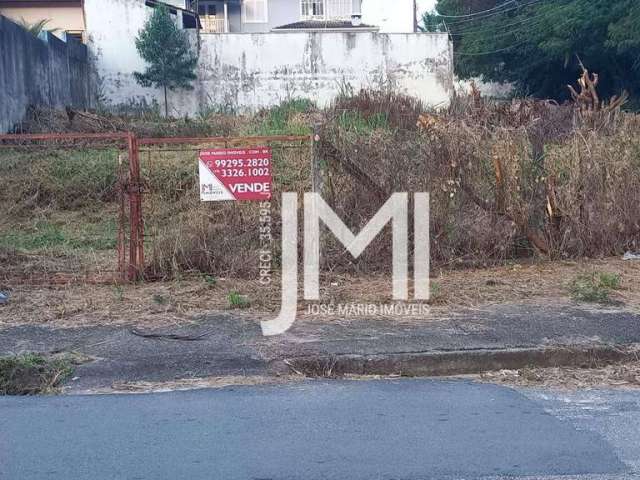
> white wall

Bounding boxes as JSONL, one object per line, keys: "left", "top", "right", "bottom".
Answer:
{"left": 84, "top": 0, "right": 165, "bottom": 110}
{"left": 179, "top": 32, "right": 452, "bottom": 113}
{"left": 84, "top": 0, "right": 452, "bottom": 115}
{"left": 361, "top": 0, "right": 415, "bottom": 33}
{"left": 456, "top": 77, "right": 514, "bottom": 99}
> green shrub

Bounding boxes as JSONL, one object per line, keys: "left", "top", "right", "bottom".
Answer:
{"left": 337, "top": 111, "right": 389, "bottom": 133}
{"left": 570, "top": 272, "right": 622, "bottom": 303}
{"left": 227, "top": 291, "right": 250, "bottom": 309}
{"left": 250, "top": 98, "right": 315, "bottom": 136}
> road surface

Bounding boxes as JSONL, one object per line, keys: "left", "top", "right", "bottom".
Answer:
{"left": 1, "top": 378, "right": 639, "bottom": 479}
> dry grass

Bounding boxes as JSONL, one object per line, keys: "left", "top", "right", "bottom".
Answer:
{"left": 1, "top": 92, "right": 639, "bottom": 334}
{"left": 3, "top": 93, "right": 639, "bottom": 283}
{"left": 479, "top": 359, "right": 640, "bottom": 390}
{"left": 1, "top": 257, "right": 637, "bottom": 329}
{"left": 320, "top": 90, "right": 640, "bottom": 272}
{"left": 87, "top": 374, "right": 304, "bottom": 395}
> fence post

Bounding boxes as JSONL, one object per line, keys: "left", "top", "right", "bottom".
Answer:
{"left": 310, "top": 124, "right": 327, "bottom": 269}
{"left": 127, "top": 132, "right": 144, "bottom": 281}
{"left": 117, "top": 153, "right": 127, "bottom": 283}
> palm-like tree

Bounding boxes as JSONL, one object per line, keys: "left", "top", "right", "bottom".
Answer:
{"left": 16, "top": 18, "right": 58, "bottom": 36}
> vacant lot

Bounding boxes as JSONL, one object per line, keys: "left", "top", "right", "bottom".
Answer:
{"left": 1, "top": 91, "right": 638, "bottom": 328}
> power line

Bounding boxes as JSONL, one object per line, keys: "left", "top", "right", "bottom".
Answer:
{"left": 445, "top": 2, "right": 573, "bottom": 38}
{"left": 436, "top": 0, "right": 542, "bottom": 28}
{"left": 454, "top": 15, "right": 575, "bottom": 56}
{"left": 431, "top": 0, "right": 517, "bottom": 19}
{"left": 455, "top": 40, "right": 530, "bottom": 56}
{"left": 444, "top": 14, "right": 545, "bottom": 37}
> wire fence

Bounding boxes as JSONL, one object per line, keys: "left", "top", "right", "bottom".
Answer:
{"left": 0, "top": 133, "right": 131, "bottom": 284}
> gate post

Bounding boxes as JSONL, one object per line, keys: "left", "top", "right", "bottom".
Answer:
{"left": 127, "top": 132, "right": 144, "bottom": 281}
{"left": 311, "top": 124, "right": 326, "bottom": 196}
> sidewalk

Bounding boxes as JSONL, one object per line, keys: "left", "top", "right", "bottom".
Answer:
{"left": 1, "top": 299, "right": 639, "bottom": 392}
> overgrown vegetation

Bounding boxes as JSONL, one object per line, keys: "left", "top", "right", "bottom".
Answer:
{"left": 0, "top": 353, "right": 73, "bottom": 395}
{"left": 316, "top": 87, "right": 640, "bottom": 273}
{"left": 2, "top": 84, "right": 639, "bottom": 282}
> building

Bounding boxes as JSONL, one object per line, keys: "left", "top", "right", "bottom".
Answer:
{"left": 0, "top": 0, "right": 85, "bottom": 41}
{"left": 186, "top": 0, "right": 417, "bottom": 34}
{"left": 0, "top": 0, "right": 418, "bottom": 39}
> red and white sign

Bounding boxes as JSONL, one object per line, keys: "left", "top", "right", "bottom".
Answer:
{"left": 199, "top": 147, "right": 272, "bottom": 202}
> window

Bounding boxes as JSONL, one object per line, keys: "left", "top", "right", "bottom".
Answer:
{"left": 242, "top": 0, "right": 268, "bottom": 23}
{"left": 65, "top": 31, "right": 84, "bottom": 43}
{"left": 198, "top": 4, "right": 217, "bottom": 16}
{"left": 301, "top": 0, "right": 352, "bottom": 20}
{"left": 301, "top": 0, "right": 324, "bottom": 19}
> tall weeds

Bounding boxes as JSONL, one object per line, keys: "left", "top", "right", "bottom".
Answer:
{"left": 4, "top": 93, "right": 639, "bottom": 279}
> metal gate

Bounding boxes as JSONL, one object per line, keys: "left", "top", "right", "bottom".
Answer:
{"left": 0, "top": 132, "right": 313, "bottom": 284}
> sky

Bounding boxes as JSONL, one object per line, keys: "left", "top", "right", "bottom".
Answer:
{"left": 417, "top": 0, "right": 437, "bottom": 15}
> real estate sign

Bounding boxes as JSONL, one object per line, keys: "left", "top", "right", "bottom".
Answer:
{"left": 199, "top": 147, "right": 272, "bottom": 201}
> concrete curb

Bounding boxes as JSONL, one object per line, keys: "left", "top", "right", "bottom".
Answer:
{"left": 283, "top": 344, "right": 640, "bottom": 377}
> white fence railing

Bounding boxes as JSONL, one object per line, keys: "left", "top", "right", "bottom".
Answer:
{"left": 201, "top": 16, "right": 226, "bottom": 33}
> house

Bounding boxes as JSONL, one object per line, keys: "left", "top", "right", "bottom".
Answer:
{"left": 0, "top": 0, "right": 200, "bottom": 42}
{"left": 0, "top": 0, "right": 417, "bottom": 39}
{"left": 185, "top": 0, "right": 417, "bottom": 34}
{"left": 0, "top": 0, "right": 86, "bottom": 41}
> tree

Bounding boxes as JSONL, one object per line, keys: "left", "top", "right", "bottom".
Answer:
{"left": 134, "top": 5, "right": 198, "bottom": 117}
{"left": 424, "top": 0, "right": 640, "bottom": 105}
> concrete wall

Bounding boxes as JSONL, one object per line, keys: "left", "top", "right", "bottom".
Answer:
{"left": 0, "top": 15, "right": 92, "bottom": 133}
{"left": 84, "top": 0, "right": 450, "bottom": 115}
{"left": 183, "top": 32, "right": 451, "bottom": 112}
{"left": 456, "top": 77, "right": 514, "bottom": 99}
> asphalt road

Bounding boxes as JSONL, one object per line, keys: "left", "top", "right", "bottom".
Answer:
{"left": 1, "top": 379, "right": 639, "bottom": 480}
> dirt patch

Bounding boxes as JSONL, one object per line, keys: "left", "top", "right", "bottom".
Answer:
{"left": 0, "top": 257, "right": 638, "bottom": 329}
